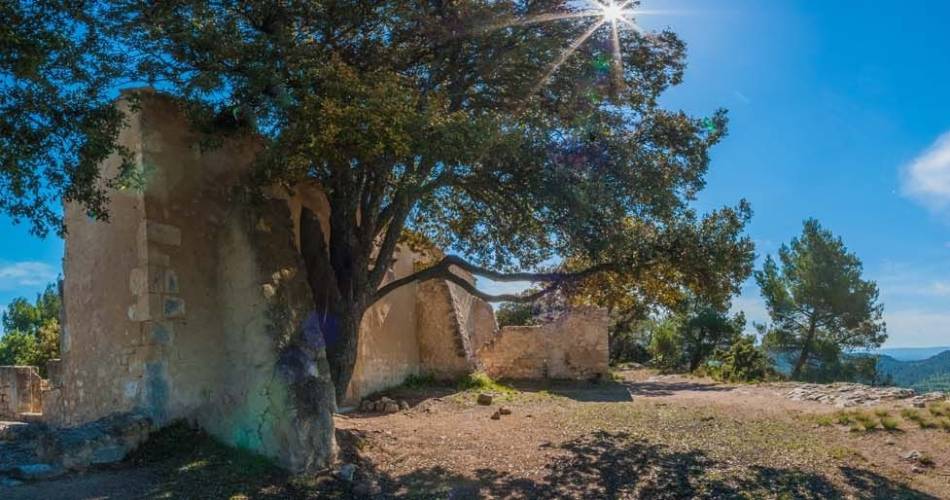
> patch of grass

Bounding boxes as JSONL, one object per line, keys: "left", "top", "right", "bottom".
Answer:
{"left": 901, "top": 408, "right": 923, "bottom": 422}
{"left": 402, "top": 372, "right": 439, "bottom": 389}
{"left": 852, "top": 412, "right": 879, "bottom": 432}
{"left": 880, "top": 417, "right": 900, "bottom": 431}
{"left": 928, "top": 403, "right": 948, "bottom": 417}
{"left": 873, "top": 408, "right": 890, "bottom": 418}
{"left": 835, "top": 412, "right": 854, "bottom": 425}
{"left": 816, "top": 415, "right": 835, "bottom": 427}
{"left": 457, "top": 371, "right": 516, "bottom": 394}
{"left": 916, "top": 418, "right": 938, "bottom": 429}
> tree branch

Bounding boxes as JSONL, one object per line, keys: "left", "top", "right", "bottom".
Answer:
{"left": 371, "top": 254, "right": 616, "bottom": 305}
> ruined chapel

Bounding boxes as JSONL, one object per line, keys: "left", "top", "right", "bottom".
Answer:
{"left": 1, "top": 93, "right": 608, "bottom": 472}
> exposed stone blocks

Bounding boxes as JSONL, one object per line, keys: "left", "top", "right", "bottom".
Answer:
{"left": 477, "top": 307, "right": 609, "bottom": 380}
{"left": 0, "top": 366, "right": 44, "bottom": 419}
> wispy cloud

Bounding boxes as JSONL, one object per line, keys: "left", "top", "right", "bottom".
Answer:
{"left": 0, "top": 261, "right": 58, "bottom": 291}
{"left": 882, "top": 309, "right": 950, "bottom": 348}
{"left": 901, "top": 131, "right": 950, "bottom": 212}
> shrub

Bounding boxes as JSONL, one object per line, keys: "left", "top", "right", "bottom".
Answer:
{"left": 928, "top": 403, "right": 948, "bottom": 417}
{"left": 816, "top": 415, "right": 834, "bottom": 427}
{"left": 901, "top": 408, "right": 922, "bottom": 421}
{"left": 873, "top": 408, "right": 890, "bottom": 418}
{"left": 835, "top": 412, "right": 853, "bottom": 425}
{"left": 880, "top": 417, "right": 899, "bottom": 431}
{"left": 854, "top": 412, "right": 879, "bottom": 431}
{"left": 648, "top": 318, "right": 684, "bottom": 371}
{"left": 709, "top": 335, "right": 774, "bottom": 383}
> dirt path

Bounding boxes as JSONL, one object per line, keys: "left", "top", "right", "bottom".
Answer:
{"left": 3, "top": 370, "right": 949, "bottom": 499}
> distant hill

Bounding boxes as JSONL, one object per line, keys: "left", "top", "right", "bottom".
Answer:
{"left": 877, "top": 346, "right": 950, "bottom": 361}
{"left": 876, "top": 350, "right": 950, "bottom": 393}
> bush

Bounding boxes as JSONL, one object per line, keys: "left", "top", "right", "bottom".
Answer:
{"left": 648, "top": 318, "right": 683, "bottom": 371}
{"left": 708, "top": 335, "right": 774, "bottom": 383}
{"left": 881, "top": 417, "right": 899, "bottom": 431}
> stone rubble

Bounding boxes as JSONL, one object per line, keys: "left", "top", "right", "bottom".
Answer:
{"left": 359, "top": 397, "right": 410, "bottom": 414}
{"left": 781, "top": 383, "right": 946, "bottom": 408}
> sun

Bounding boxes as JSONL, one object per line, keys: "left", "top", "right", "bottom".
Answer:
{"left": 601, "top": 1, "right": 626, "bottom": 23}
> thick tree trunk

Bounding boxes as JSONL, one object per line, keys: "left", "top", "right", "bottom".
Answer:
{"left": 300, "top": 208, "right": 365, "bottom": 403}
{"left": 792, "top": 319, "right": 817, "bottom": 379}
{"left": 791, "top": 345, "right": 810, "bottom": 379}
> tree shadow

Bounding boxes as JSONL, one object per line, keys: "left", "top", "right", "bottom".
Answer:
{"left": 508, "top": 379, "right": 634, "bottom": 403}
{"left": 338, "top": 429, "right": 938, "bottom": 499}
{"left": 623, "top": 380, "right": 736, "bottom": 398}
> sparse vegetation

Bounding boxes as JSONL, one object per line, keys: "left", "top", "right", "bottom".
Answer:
{"left": 880, "top": 416, "right": 900, "bottom": 431}
{"left": 457, "top": 371, "right": 515, "bottom": 394}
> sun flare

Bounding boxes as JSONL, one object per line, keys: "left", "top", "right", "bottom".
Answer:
{"left": 600, "top": 1, "right": 625, "bottom": 23}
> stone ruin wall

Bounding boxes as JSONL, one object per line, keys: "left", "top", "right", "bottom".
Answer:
{"left": 0, "top": 366, "right": 43, "bottom": 420}
{"left": 49, "top": 93, "right": 336, "bottom": 472}
{"left": 477, "top": 307, "right": 610, "bottom": 380}
{"left": 13, "top": 92, "right": 609, "bottom": 472}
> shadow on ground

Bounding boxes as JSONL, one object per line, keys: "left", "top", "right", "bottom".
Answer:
{"left": 343, "top": 429, "right": 938, "bottom": 500}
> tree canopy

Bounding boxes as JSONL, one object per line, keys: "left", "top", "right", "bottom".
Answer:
{"left": 0, "top": 283, "right": 62, "bottom": 374}
{"left": 5, "top": 0, "right": 754, "bottom": 398}
{"left": 756, "top": 219, "right": 886, "bottom": 379}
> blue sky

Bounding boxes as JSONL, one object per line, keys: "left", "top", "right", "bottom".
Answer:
{"left": 2, "top": 0, "right": 950, "bottom": 347}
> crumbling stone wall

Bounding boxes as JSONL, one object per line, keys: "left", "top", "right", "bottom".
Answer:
{"left": 477, "top": 307, "right": 609, "bottom": 380}
{"left": 0, "top": 366, "right": 43, "bottom": 419}
{"left": 55, "top": 92, "right": 335, "bottom": 472}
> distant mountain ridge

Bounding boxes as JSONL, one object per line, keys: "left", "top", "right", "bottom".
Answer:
{"left": 876, "top": 350, "right": 950, "bottom": 393}
{"left": 877, "top": 346, "right": 950, "bottom": 361}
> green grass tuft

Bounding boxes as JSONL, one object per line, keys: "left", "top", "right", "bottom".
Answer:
{"left": 873, "top": 408, "right": 890, "bottom": 418}
{"left": 457, "top": 371, "right": 516, "bottom": 394}
{"left": 880, "top": 417, "right": 900, "bottom": 431}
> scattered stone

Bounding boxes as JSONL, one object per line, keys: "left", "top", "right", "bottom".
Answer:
{"left": 477, "top": 394, "right": 493, "bottom": 406}
{"left": 380, "top": 397, "right": 394, "bottom": 404}
{"left": 782, "top": 383, "right": 938, "bottom": 408}
{"left": 490, "top": 410, "right": 501, "bottom": 420}
{"left": 374, "top": 401, "right": 387, "bottom": 412}
{"left": 911, "top": 466, "right": 923, "bottom": 474}
{"left": 913, "top": 401, "right": 926, "bottom": 408}
{"left": 336, "top": 463, "right": 357, "bottom": 482}
{"left": 398, "top": 400, "right": 410, "bottom": 411}
{"left": 360, "top": 400, "right": 374, "bottom": 412}
{"left": 383, "top": 402, "right": 400, "bottom": 414}
{"left": 499, "top": 407, "right": 512, "bottom": 416}
{"left": 902, "top": 450, "right": 922, "bottom": 462}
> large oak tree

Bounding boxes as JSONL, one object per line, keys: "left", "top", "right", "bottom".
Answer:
{"left": 5, "top": 0, "right": 754, "bottom": 401}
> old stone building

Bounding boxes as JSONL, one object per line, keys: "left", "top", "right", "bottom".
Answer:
{"left": 17, "top": 93, "right": 608, "bottom": 473}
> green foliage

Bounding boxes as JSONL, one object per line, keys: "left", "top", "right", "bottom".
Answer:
{"left": 708, "top": 335, "right": 774, "bottom": 383}
{"left": 880, "top": 417, "right": 900, "bottom": 431}
{"left": 457, "top": 371, "right": 515, "bottom": 394}
{"left": 756, "top": 219, "right": 886, "bottom": 380}
{"left": 495, "top": 302, "right": 539, "bottom": 328}
{"left": 1, "top": 0, "right": 133, "bottom": 236}
{"left": 0, "top": 283, "right": 61, "bottom": 374}
{"left": 648, "top": 318, "right": 684, "bottom": 371}
{"left": 609, "top": 317, "right": 653, "bottom": 365}
{"left": 679, "top": 302, "right": 744, "bottom": 371}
